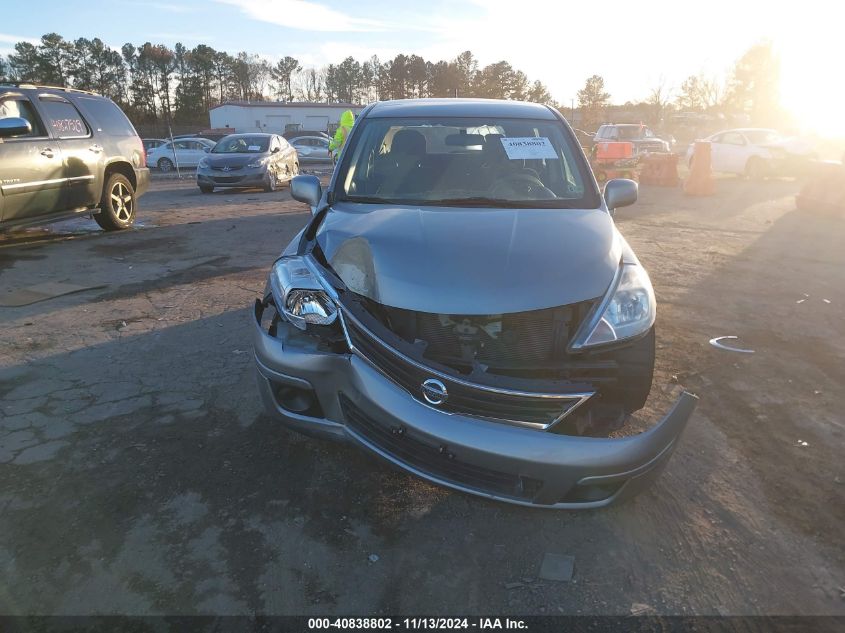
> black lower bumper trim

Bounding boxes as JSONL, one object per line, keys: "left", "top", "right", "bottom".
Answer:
{"left": 340, "top": 393, "right": 543, "bottom": 502}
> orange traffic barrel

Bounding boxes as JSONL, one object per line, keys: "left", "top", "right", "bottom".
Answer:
{"left": 683, "top": 141, "right": 715, "bottom": 196}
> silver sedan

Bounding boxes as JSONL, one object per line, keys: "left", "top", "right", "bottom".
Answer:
{"left": 290, "top": 135, "right": 331, "bottom": 162}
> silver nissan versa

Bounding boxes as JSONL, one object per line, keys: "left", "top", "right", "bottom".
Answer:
{"left": 253, "top": 99, "right": 698, "bottom": 508}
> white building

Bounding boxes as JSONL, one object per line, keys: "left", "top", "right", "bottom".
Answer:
{"left": 209, "top": 101, "right": 363, "bottom": 135}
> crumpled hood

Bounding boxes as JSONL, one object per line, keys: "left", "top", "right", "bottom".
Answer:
{"left": 316, "top": 203, "right": 621, "bottom": 314}
{"left": 205, "top": 153, "right": 263, "bottom": 169}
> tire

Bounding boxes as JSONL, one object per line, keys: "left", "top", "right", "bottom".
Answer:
{"left": 263, "top": 169, "right": 278, "bottom": 193}
{"left": 199, "top": 184, "right": 214, "bottom": 194}
{"left": 158, "top": 157, "right": 174, "bottom": 173}
{"left": 94, "top": 173, "right": 136, "bottom": 231}
{"left": 745, "top": 157, "right": 768, "bottom": 180}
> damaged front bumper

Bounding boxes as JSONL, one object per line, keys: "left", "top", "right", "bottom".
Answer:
{"left": 253, "top": 299, "right": 697, "bottom": 508}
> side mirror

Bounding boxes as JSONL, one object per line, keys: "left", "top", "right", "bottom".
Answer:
{"left": 604, "top": 178, "right": 638, "bottom": 211}
{"left": 0, "top": 117, "right": 32, "bottom": 138}
{"left": 290, "top": 175, "right": 322, "bottom": 210}
{"left": 203, "top": 146, "right": 210, "bottom": 152}
{"left": 271, "top": 146, "right": 280, "bottom": 153}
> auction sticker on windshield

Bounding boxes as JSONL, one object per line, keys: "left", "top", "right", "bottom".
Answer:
{"left": 248, "top": 145, "right": 261, "bottom": 151}
{"left": 500, "top": 137, "right": 558, "bottom": 160}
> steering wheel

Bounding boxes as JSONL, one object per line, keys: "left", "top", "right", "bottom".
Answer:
{"left": 489, "top": 172, "right": 556, "bottom": 200}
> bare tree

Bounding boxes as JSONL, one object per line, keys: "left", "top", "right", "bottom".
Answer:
{"left": 646, "top": 75, "right": 672, "bottom": 124}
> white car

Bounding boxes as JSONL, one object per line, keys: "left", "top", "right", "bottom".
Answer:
{"left": 290, "top": 135, "right": 331, "bottom": 162}
{"left": 146, "top": 138, "right": 216, "bottom": 172}
{"left": 686, "top": 128, "right": 816, "bottom": 178}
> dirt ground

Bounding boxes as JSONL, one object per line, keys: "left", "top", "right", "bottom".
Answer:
{"left": 0, "top": 169, "right": 843, "bottom": 616}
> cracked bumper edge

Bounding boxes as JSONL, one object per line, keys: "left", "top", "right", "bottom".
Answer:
{"left": 252, "top": 299, "right": 698, "bottom": 508}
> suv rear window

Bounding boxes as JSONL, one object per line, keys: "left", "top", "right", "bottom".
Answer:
{"left": 39, "top": 97, "right": 90, "bottom": 139}
{"left": 77, "top": 96, "right": 137, "bottom": 136}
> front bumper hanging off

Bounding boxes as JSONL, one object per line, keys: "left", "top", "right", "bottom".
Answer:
{"left": 252, "top": 300, "right": 698, "bottom": 509}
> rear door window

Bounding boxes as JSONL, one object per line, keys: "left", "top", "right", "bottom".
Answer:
{"left": 76, "top": 96, "right": 136, "bottom": 136}
{"left": 0, "top": 97, "right": 47, "bottom": 138}
{"left": 38, "top": 97, "right": 91, "bottom": 139}
{"left": 722, "top": 132, "right": 746, "bottom": 146}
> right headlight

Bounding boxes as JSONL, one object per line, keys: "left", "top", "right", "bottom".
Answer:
{"left": 269, "top": 256, "right": 338, "bottom": 330}
{"left": 198, "top": 157, "right": 209, "bottom": 168}
{"left": 569, "top": 263, "right": 655, "bottom": 350}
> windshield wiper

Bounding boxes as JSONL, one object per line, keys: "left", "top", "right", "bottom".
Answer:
{"left": 337, "top": 196, "right": 575, "bottom": 208}
{"left": 433, "top": 197, "right": 530, "bottom": 207}
{"left": 339, "top": 195, "right": 406, "bottom": 205}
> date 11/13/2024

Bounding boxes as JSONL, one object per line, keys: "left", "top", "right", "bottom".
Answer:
{"left": 307, "top": 618, "right": 528, "bottom": 630}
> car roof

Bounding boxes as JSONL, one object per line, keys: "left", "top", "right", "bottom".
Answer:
{"left": 719, "top": 128, "right": 779, "bottom": 134}
{"left": 366, "top": 98, "right": 557, "bottom": 120}
{"left": 221, "top": 132, "right": 274, "bottom": 138}
{"left": 158, "top": 137, "right": 214, "bottom": 145}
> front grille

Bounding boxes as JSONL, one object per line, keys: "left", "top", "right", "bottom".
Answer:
{"left": 339, "top": 393, "right": 543, "bottom": 501}
{"left": 367, "top": 301, "right": 594, "bottom": 369}
{"left": 342, "top": 311, "right": 592, "bottom": 429}
{"left": 212, "top": 176, "right": 244, "bottom": 184}
{"left": 635, "top": 143, "right": 665, "bottom": 155}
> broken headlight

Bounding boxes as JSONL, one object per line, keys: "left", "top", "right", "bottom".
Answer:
{"left": 269, "top": 256, "right": 338, "bottom": 331}
{"left": 569, "top": 263, "right": 655, "bottom": 349}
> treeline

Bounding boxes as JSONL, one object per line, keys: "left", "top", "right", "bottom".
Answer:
{"left": 575, "top": 42, "right": 784, "bottom": 130}
{"left": 0, "top": 34, "right": 556, "bottom": 126}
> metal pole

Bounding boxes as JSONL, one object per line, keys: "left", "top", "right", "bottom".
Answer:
{"left": 168, "top": 124, "right": 182, "bottom": 179}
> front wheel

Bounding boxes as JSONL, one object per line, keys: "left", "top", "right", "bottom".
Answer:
{"left": 263, "top": 169, "right": 278, "bottom": 193}
{"left": 199, "top": 184, "right": 214, "bottom": 194}
{"left": 745, "top": 157, "right": 768, "bottom": 180}
{"left": 94, "top": 173, "right": 136, "bottom": 231}
{"left": 158, "top": 157, "right": 174, "bottom": 173}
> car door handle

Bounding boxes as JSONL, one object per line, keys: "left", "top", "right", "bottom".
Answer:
{"left": 40, "top": 148, "right": 55, "bottom": 158}
{"left": 89, "top": 144, "right": 104, "bottom": 154}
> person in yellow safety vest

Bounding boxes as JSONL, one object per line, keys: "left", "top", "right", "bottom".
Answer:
{"left": 329, "top": 110, "right": 355, "bottom": 162}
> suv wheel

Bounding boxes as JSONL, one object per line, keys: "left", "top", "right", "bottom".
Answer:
{"left": 158, "top": 157, "right": 174, "bottom": 173}
{"left": 263, "top": 170, "right": 277, "bottom": 192}
{"left": 745, "top": 157, "right": 768, "bottom": 180}
{"left": 95, "top": 173, "right": 136, "bottom": 231}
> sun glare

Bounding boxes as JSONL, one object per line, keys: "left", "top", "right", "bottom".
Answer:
{"left": 778, "top": 30, "right": 845, "bottom": 138}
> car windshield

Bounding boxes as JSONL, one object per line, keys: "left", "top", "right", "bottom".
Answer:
{"left": 212, "top": 136, "right": 269, "bottom": 153}
{"left": 337, "top": 116, "right": 599, "bottom": 208}
{"left": 616, "top": 126, "right": 650, "bottom": 139}
{"left": 743, "top": 130, "right": 782, "bottom": 144}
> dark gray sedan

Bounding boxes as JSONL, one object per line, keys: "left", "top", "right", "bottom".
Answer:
{"left": 253, "top": 99, "right": 698, "bottom": 508}
{"left": 196, "top": 133, "right": 299, "bottom": 193}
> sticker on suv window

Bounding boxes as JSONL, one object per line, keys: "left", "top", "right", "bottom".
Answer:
{"left": 500, "top": 137, "right": 558, "bottom": 160}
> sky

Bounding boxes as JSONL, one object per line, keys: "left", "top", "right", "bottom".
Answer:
{"left": 1, "top": 0, "right": 841, "bottom": 133}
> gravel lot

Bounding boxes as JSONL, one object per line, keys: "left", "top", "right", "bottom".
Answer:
{"left": 1, "top": 171, "right": 843, "bottom": 615}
